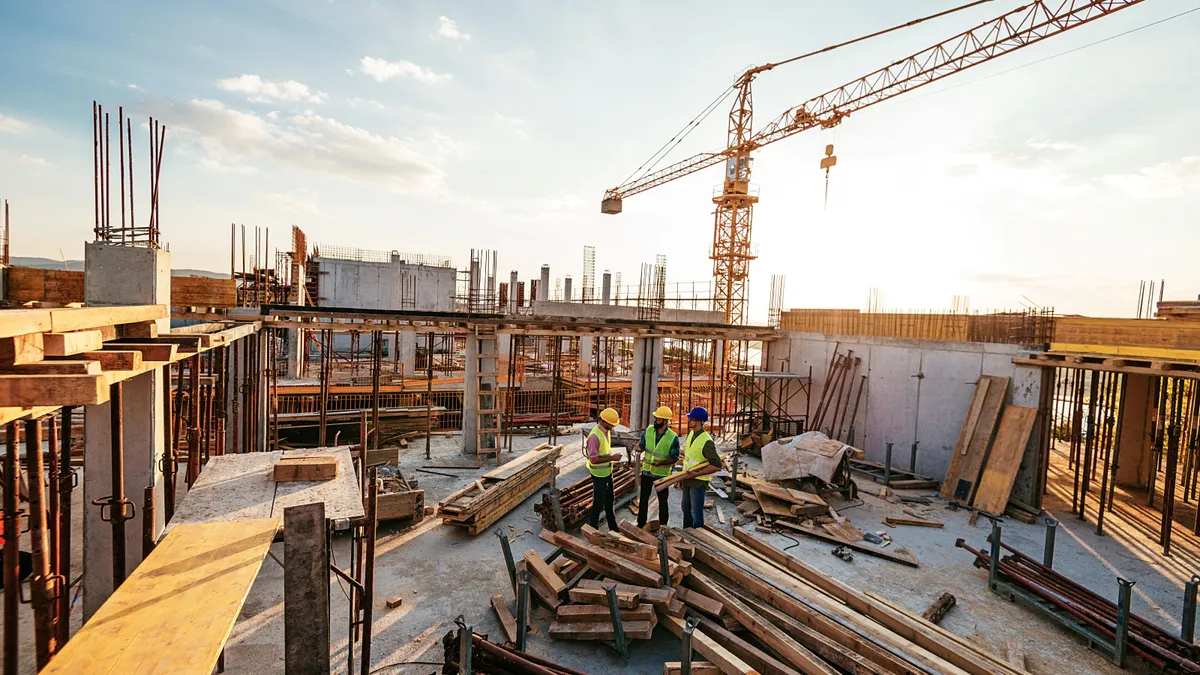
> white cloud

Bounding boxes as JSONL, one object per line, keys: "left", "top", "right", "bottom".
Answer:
{"left": 260, "top": 190, "right": 324, "bottom": 216}
{"left": 0, "top": 114, "right": 31, "bottom": 134}
{"left": 19, "top": 154, "right": 50, "bottom": 167}
{"left": 359, "top": 57, "right": 451, "bottom": 84}
{"left": 199, "top": 157, "right": 257, "bottom": 174}
{"left": 493, "top": 113, "right": 528, "bottom": 139}
{"left": 1026, "top": 139, "right": 1078, "bottom": 152}
{"left": 1096, "top": 156, "right": 1200, "bottom": 199}
{"left": 153, "top": 98, "right": 451, "bottom": 192}
{"left": 217, "top": 74, "right": 327, "bottom": 104}
{"left": 347, "top": 97, "right": 386, "bottom": 110}
{"left": 436, "top": 16, "right": 470, "bottom": 41}
{"left": 127, "top": 83, "right": 144, "bottom": 92}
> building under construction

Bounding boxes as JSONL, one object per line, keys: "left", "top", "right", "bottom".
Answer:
{"left": 4, "top": 2, "right": 1200, "bottom": 674}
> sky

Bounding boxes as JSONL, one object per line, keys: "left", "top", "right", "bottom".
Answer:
{"left": 1, "top": 0, "right": 1198, "bottom": 323}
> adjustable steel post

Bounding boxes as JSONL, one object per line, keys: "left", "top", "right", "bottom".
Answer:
{"left": 884, "top": 442, "right": 893, "bottom": 486}
{"left": 1184, "top": 575, "right": 1199, "bottom": 643}
{"left": 515, "top": 570, "right": 530, "bottom": 652}
{"left": 605, "top": 584, "right": 629, "bottom": 660}
{"left": 681, "top": 616, "right": 700, "bottom": 675}
{"left": 730, "top": 452, "right": 739, "bottom": 503}
{"left": 988, "top": 521, "right": 1002, "bottom": 591}
{"left": 657, "top": 532, "right": 671, "bottom": 586}
{"left": 455, "top": 616, "right": 472, "bottom": 675}
{"left": 550, "top": 489, "right": 566, "bottom": 532}
{"left": 1114, "top": 578, "right": 1135, "bottom": 667}
{"left": 494, "top": 529, "right": 517, "bottom": 594}
{"left": 909, "top": 441, "right": 919, "bottom": 473}
{"left": 1043, "top": 518, "right": 1058, "bottom": 569}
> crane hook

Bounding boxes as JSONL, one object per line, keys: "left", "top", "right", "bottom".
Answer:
{"left": 820, "top": 144, "right": 837, "bottom": 210}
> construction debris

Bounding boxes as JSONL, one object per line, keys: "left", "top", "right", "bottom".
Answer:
{"left": 920, "top": 592, "right": 956, "bottom": 625}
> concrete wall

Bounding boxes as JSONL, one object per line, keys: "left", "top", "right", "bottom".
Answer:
{"left": 315, "top": 257, "right": 456, "bottom": 312}
{"left": 766, "top": 332, "right": 1045, "bottom": 503}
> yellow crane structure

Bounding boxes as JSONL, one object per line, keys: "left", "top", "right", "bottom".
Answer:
{"left": 602, "top": 0, "right": 1149, "bottom": 350}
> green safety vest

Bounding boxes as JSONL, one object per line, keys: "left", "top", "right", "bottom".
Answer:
{"left": 641, "top": 427, "right": 678, "bottom": 477}
{"left": 586, "top": 425, "right": 613, "bottom": 478}
{"left": 683, "top": 430, "right": 713, "bottom": 482}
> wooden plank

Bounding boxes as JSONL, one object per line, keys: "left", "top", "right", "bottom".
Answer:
{"left": 752, "top": 486, "right": 793, "bottom": 517}
{"left": 481, "top": 442, "right": 551, "bottom": 481}
{"left": 693, "top": 616, "right": 801, "bottom": 675}
{"left": 40, "top": 519, "right": 278, "bottom": 675}
{"left": 284, "top": 503, "right": 328, "bottom": 675}
{"left": 81, "top": 350, "right": 142, "bottom": 371}
{"left": 517, "top": 560, "right": 562, "bottom": 610}
{"left": 1005, "top": 640, "right": 1026, "bottom": 669}
{"left": 0, "top": 333, "right": 44, "bottom": 365}
{"left": 102, "top": 342, "right": 177, "bottom": 362}
{"left": 664, "top": 664, "right": 721, "bottom": 675}
{"left": 549, "top": 620, "right": 654, "bottom": 640}
{"left": 941, "top": 376, "right": 1008, "bottom": 502}
{"left": 547, "top": 530, "right": 661, "bottom": 587}
{"left": 274, "top": 455, "right": 339, "bottom": 482}
{"left": 660, "top": 615, "right": 760, "bottom": 675}
{"left": 47, "top": 304, "right": 168, "bottom": 333}
{"left": 166, "top": 452, "right": 278, "bottom": 531}
{"left": 491, "top": 595, "right": 519, "bottom": 644}
{"left": 567, "top": 588, "right": 639, "bottom": 608}
{"left": 42, "top": 330, "right": 104, "bottom": 357}
{"left": 677, "top": 586, "right": 724, "bottom": 619}
{"left": 3, "top": 359, "right": 101, "bottom": 375}
{"left": 884, "top": 517, "right": 944, "bottom": 528}
{"left": 773, "top": 520, "right": 918, "bottom": 567}
{"left": 941, "top": 377, "right": 989, "bottom": 499}
{"left": 574, "top": 578, "right": 675, "bottom": 605}
{"left": 711, "top": 580, "right": 838, "bottom": 675}
{"left": 971, "top": 405, "right": 1038, "bottom": 515}
{"left": 555, "top": 604, "right": 655, "bottom": 624}
{"left": 273, "top": 448, "right": 365, "bottom": 521}
{"left": 524, "top": 550, "right": 567, "bottom": 596}
{"left": 0, "top": 373, "right": 108, "bottom": 407}
{"left": 0, "top": 309, "right": 52, "bottom": 339}
{"left": 582, "top": 523, "right": 658, "bottom": 559}
{"left": 822, "top": 521, "right": 864, "bottom": 541}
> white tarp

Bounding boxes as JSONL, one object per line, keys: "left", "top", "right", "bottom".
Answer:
{"left": 760, "top": 431, "right": 858, "bottom": 484}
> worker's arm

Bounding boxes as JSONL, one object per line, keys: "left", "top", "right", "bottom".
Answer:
{"left": 652, "top": 436, "right": 681, "bottom": 467}
{"left": 585, "top": 432, "right": 624, "bottom": 463}
{"left": 701, "top": 439, "right": 720, "bottom": 467}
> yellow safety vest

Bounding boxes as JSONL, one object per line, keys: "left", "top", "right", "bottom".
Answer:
{"left": 641, "top": 427, "right": 678, "bottom": 477}
{"left": 586, "top": 425, "right": 613, "bottom": 478}
{"left": 683, "top": 430, "right": 713, "bottom": 482}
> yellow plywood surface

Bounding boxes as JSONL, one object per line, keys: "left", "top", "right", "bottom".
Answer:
{"left": 1051, "top": 343, "right": 1200, "bottom": 363}
{"left": 42, "top": 519, "right": 279, "bottom": 675}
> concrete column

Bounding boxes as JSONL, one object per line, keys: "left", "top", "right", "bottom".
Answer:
{"left": 396, "top": 332, "right": 416, "bottom": 378}
{"left": 463, "top": 331, "right": 498, "bottom": 455}
{"left": 579, "top": 336, "right": 594, "bottom": 378}
{"left": 1116, "top": 373, "right": 1154, "bottom": 487}
{"left": 82, "top": 242, "right": 170, "bottom": 619}
{"left": 601, "top": 271, "right": 612, "bottom": 305}
{"left": 508, "top": 271, "right": 519, "bottom": 313}
{"left": 285, "top": 327, "right": 303, "bottom": 380}
{"left": 540, "top": 265, "right": 550, "bottom": 302}
{"left": 630, "top": 337, "right": 664, "bottom": 431}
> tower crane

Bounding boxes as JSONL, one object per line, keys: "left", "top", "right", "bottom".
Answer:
{"left": 602, "top": 0, "right": 1149, "bottom": 347}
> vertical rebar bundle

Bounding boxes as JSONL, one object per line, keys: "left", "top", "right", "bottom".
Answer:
{"left": 92, "top": 102, "right": 163, "bottom": 248}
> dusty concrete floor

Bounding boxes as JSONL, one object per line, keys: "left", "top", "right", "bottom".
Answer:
{"left": 4, "top": 435, "right": 1197, "bottom": 674}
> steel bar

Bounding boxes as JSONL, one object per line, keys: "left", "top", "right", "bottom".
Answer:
{"left": 163, "top": 367, "right": 176, "bottom": 519}
{"left": 1097, "top": 373, "right": 1127, "bottom": 536}
{"left": 25, "top": 418, "right": 56, "bottom": 666}
{"left": 604, "top": 584, "right": 630, "bottom": 660}
{"left": 883, "top": 442, "right": 893, "bottom": 487}
{"left": 56, "top": 407, "right": 73, "bottom": 646}
{"left": 1184, "top": 575, "right": 1199, "bottom": 643}
{"left": 1043, "top": 518, "right": 1057, "bottom": 569}
{"left": 142, "top": 486, "right": 156, "bottom": 559}
{"left": 426, "top": 331, "right": 433, "bottom": 460}
{"left": 110, "top": 382, "right": 129, "bottom": 588}
{"left": 516, "top": 570, "right": 530, "bottom": 652}
{"left": 988, "top": 521, "right": 1001, "bottom": 591}
{"left": 657, "top": 532, "right": 670, "bottom": 586}
{"left": 46, "top": 413, "right": 59, "bottom": 584}
{"left": 360, "top": 466, "right": 378, "bottom": 675}
{"left": 681, "top": 615, "right": 699, "bottom": 675}
{"left": 1115, "top": 578, "right": 1135, "bottom": 667}
{"left": 496, "top": 529, "right": 518, "bottom": 594}
{"left": 3, "top": 424, "right": 18, "bottom": 675}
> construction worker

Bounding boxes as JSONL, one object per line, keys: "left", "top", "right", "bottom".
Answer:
{"left": 585, "top": 407, "right": 624, "bottom": 531}
{"left": 680, "top": 406, "right": 720, "bottom": 528}
{"left": 634, "top": 405, "right": 679, "bottom": 528}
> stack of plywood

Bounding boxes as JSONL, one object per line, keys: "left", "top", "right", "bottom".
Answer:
{"left": 437, "top": 444, "right": 561, "bottom": 535}
{"left": 942, "top": 376, "right": 1038, "bottom": 517}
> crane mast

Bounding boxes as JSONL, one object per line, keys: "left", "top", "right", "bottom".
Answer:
{"left": 603, "top": 0, "right": 1150, "bottom": 353}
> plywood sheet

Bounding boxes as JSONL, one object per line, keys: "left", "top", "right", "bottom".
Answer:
{"left": 972, "top": 405, "right": 1038, "bottom": 515}
{"left": 273, "top": 447, "right": 364, "bottom": 521}
{"left": 166, "top": 452, "right": 278, "bottom": 531}
{"left": 941, "top": 376, "right": 1008, "bottom": 502}
{"left": 41, "top": 519, "right": 278, "bottom": 675}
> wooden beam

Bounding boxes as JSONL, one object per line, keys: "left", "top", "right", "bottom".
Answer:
{"left": 0, "top": 333, "right": 45, "bottom": 366}
{"left": 546, "top": 530, "right": 661, "bottom": 587}
{"left": 48, "top": 305, "right": 167, "bottom": 333}
{"left": 567, "top": 588, "right": 639, "bottom": 608}
{"left": 555, "top": 604, "right": 655, "bottom": 624}
{"left": 523, "top": 550, "right": 567, "bottom": 597}
{"left": 490, "top": 595, "right": 519, "bottom": 644}
{"left": 42, "top": 330, "right": 104, "bottom": 357}
{"left": 0, "top": 374, "right": 108, "bottom": 407}
{"left": 0, "top": 309, "right": 52, "bottom": 339}
{"left": 4, "top": 360, "right": 102, "bottom": 375}
{"left": 81, "top": 350, "right": 143, "bottom": 371}
{"left": 548, "top": 620, "right": 654, "bottom": 640}
{"left": 660, "top": 615, "right": 760, "bottom": 675}
{"left": 103, "top": 342, "right": 178, "bottom": 362}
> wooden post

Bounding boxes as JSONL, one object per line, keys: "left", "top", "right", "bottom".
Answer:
{"left": 284, "top": 502, "right": 330, "bottom": 675}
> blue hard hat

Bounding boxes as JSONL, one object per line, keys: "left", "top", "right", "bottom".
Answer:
{"left": 687, "top": 407, "right": 709, "bottom": 423}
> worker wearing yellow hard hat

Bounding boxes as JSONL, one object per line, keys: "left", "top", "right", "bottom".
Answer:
{"left": 633, "top": 405, "right": 679, "bottom": 528}
{"left": 585, "top": 407, "right": 624, "bottom": 531}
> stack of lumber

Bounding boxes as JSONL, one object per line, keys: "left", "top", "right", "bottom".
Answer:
{"left": 672, "top": 525, "right": 1030, "bottom": 675}
{"left": 942, "top": 376, "right": 1039, "bottom": 516}
{"left": 438, "top": 444, "right": 562, "bottom": 535}
{"left": 534, "top": 463, "right": 636, "bottom": 530}
{"left": 1157, "top": 301, "right": 1200, "bottom": 320}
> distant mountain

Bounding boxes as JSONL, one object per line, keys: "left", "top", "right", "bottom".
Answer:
{"left": 9, "top": 256, "right": 229, "bottom": 279}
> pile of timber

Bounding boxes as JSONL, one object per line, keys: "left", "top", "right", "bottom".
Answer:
{"left": 733, "top": 472, "right": 920, "bottom": 567}
{"left": 1157, "top": 301, "right": 1200, "bottom": 320}
{"left": 275, "top": 406, "right": 445, "bottom": 446}
{"left": 674, "top": 525, "right": 1031, "bottom": 675}
{"left": 534, "top": 462, "right": 636, "bottom": 530}
{"left": 438, "top": 444, "right": 562, "bottom": 535}
{"left": 942, "top": 376, "right": 1040, "bottom": 517}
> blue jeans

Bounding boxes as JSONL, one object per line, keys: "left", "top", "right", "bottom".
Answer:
{"left": 681, "top": 485, "right": 706, "bottom": 528}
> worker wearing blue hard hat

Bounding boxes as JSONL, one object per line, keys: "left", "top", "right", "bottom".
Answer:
{"left": 680, "top": 406, "right": 719, "bottom": 528}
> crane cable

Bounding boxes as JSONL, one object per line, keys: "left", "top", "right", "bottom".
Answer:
{"left": 619, "top": 0, "right": 997, "bottom": 190}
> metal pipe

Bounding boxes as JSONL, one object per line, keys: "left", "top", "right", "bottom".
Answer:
{"left": 1043, "top": 518, "right": 1057, "bottom": 569}
{"left": 56, "top": 407, "right": 73, "bottom": 646}
{"left": 682, "top": 616, "right": 699, "bottom": 675}
{"left": 3, "top": 422, "right": 20, "bottom": 675}
{"left": 110, "top": 382, "right": 128, "bottom": 588}
{"left": 883, "top": 442, "right": 893, "bottom": 486}
{"left": 25, "top": 418, "right": 56, "bottom": 666}
{"left": 457, "top": 617, "right": 473, "bottom": 675}
{"left": 516, "top": 570, "right": 530, "bottom": 652}
{"left": 1183, "top": 575, "right": 1199, "bottom": 643}
{"left": 1115, "top": 578, "right": 1135, "bottom": 667}
{"left": 988, "top": 521, "right": 1001, "bottom": 591}
{"left": 426, "top": 331, "right": 433, "bottom": 460}
{"left": 496, "top": 529, "right": 517, "bottom": 593}
{"left": 657, "top": 532, "right": 670, "bottom": 586}
{"left": 142, "top": 486, "right": 156, "bottom": 559}
{"left": 360, "top": 466, "right": 378, "bottom": 675}
{"left": 604, "top": 584, "right": 629, "bottom": 659}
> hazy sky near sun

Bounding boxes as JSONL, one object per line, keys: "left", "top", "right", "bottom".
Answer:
{"left": 1, "top": 0, "right": 1198, "bottom": 323}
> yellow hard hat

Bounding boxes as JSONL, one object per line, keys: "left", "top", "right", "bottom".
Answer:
{"left": 599, "top": 408, "right": 620, "bottom": 426}
{"left": 653, "top": 406, "right": 673, "bottom": 420}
